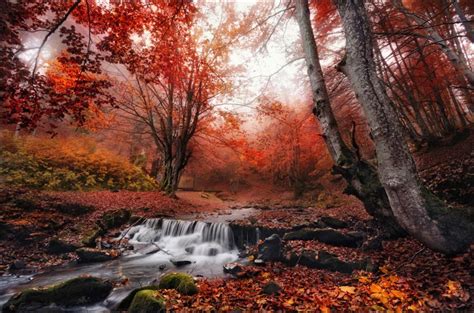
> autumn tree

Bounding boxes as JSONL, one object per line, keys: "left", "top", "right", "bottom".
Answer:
{"left": 333, "top": 0, "right": 472, "bottom": 254}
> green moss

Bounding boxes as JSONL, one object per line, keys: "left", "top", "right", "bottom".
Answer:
{"left": 116, "top": 286, "right": 159, "bottom": 311}
{"left": 3, "top": 276, "right": 112, "bottom": 312}
{"left": 128, "top": 290, "right": 165, "bottom": 313}
{"left": 81, "top": 227, "right": 105, "bottom": 247}
{"left": 158, "top": 272, "right": 198, "bottom": 295}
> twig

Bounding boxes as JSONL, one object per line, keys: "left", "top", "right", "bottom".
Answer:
{"left": 394, "top": 247, "right": 426, "bottom": 273}
{"left": 117, "top": 216, "right": 146, "bottom": 245}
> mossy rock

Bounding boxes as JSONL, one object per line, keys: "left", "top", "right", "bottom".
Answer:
{"left": 101, "top": 209, "right": 131, "bottom": 230}
{"left": 2, "top": 276, "right": 112, "bottom": 312}
{"left": 128, "top": 290, "right": 165, "bottom": 313}
{"left": 116, "top": 286, "right": 159, "bottom": 311}
{"left": 76, "top": 248, "right": 117, "bottom": 263}
{"left": 158, "top": 272, "right": 198, "bottom": 295}
{"left": 81, "top": 228, "right": 106, "bottom": 248}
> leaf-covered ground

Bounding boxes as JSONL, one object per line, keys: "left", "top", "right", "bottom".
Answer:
{"left": 0, "top": 187, "right": 472, "bottom": 311}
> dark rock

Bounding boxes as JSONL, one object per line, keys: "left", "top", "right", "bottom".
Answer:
{"left": 257, "top": 234, "right": 282, "bottom": 261}
{"left": 208, "top": 248, "right": 219, "bottom": 256}
{"left": 311, "top": 220, "right": 328, "bottom": 228}
{"left": 283, "top": 228, "right": 363, "bottom": 247}
{"left": 262, "top": 281, "right": 281, "bottom": 295}
{"left": 158, "top": 264, "right": 166, "bottom": 271}
{"left": 362, "top": 236, "right": 383, "bottom": 251}
{"left": 185, "top": 246, "right": 195, "bottom": 254}
{"left": 47, "top": 239, "right": 79, "bottom": 254}
{"left": 170, "top": 258, "right": 192, "bottom": 267}
{"left": 2, "top": 276, "right": 112, "bottom": 313}
{"left": 284, "top": 250, "right": 373, "bottom": 273}
{"left": 10, "top": 261, "right": 26, "bottom": 270}
{"left": 76, "top": 248, "right": 118, "bottom": 263}
{"left": 320, "top": 216, "right": 348, "bottom": 229}
{"left": 291, "top": 223, "right": 313, "bottom": 231}
{"left": 223, "top": 263, "right": 243, "bottom": 276}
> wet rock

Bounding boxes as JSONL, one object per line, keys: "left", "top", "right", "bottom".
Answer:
{"left": 76, "top": 248, "right": 118, "bottom": 263}
{"left": 285, "top": 250, "right": 374, "bottom": 273}
{"left": 158, "top": 264, "right": 166, "bottom": 271}
{"left": 208, "top": 248, "right": 219, "bottom": 256}
{"left": 2, "top": 276, "right": 112, "bottom": 313}
{"left": 170, "top": 258, "right": 192, "bottom": 267}
{"left": 311, "top": 220, "right": 328, "bottom": 228}
{"left": 257, "top": 234, "right": 282, "bottom": 261}
{"left": 47, "top": 238, "right": 80, "bottom": 254}
{"left": 128, "top": 289, "right": 165, "bottom": 313}
{"left": 185, "top": 246, "right": 195, "bottom": 254}
{"left": 9, "top": 260, "right": 26, "bottom": 270}
{"left": 320, "top": 216, "right": 348, "bottom": 229}
{"left": 223, "top": 263, "right": 243, "bottom": 276}
{"left": 159, "top": 272, "right": 198, "bottom": 295}
{"left": 283, "top": 228, "right": 363, "bottom": 247}
{"left": 254, "top": 259, "right": 265, "bottom": 266}
{"left": 116, "top": 286, "right": 160, "bottom": 312}
{"left": 262, "top": 281, "right": 281, "bottom": 295}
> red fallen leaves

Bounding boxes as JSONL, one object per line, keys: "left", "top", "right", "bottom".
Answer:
{"left": 157, "top": 262, "right": 471, "bottom": 311}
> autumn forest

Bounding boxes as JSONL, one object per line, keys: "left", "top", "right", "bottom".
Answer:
{"left": 0, "top": 0, "right": 473, "bottom": 311}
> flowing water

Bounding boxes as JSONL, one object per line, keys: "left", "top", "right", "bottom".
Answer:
{"left": 0, "top": 218, "right": 244, "bottom": 312}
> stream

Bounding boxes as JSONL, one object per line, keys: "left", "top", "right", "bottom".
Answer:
{"left": 0, "top": 208, "right": 258, "bottom": 312}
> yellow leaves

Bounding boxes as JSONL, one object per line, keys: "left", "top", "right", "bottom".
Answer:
{"left": 339, "top": 286, "right": 356, "bottom": 294}
{"left": 370, "top": 283, "right": 383, "bottom": 294}
{"left": 320, "top": 305, "right": 331, "bottom": 313}
{"left": 358, "top": 275, "right": 370, "bottom": 283}
{"left": 283, "top": 298, "right": 295, "bottom": 308}
{"left": 443, "top": 280, "right": 470, "bottom": 302}
{"left": 261, "top": 272, "right": 271, "bottom": 279}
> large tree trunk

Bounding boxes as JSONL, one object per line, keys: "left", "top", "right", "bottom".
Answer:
{"left": 294, "top": 0, "right": 404, "bottom": 235}
{"left": 452, "top": 0, "right": 474, "bottom": 43}
{"left": 334, "top": 0, "right": 472, "bottom": 254}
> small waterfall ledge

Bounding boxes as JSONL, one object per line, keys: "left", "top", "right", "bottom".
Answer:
{"left": 121, "top": 218, "right": 240, "bottom": 272}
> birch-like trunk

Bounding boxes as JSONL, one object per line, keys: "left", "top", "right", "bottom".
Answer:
{"left": 452, "top": 0, "right": 474, "bottom": 43}
{"left": 294, "top": 0, "right": 403, "bottom": 235}
{"left": 334, "top": 0, "right": 472, "bottom": 254}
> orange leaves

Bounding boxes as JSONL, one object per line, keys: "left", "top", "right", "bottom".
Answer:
{"left": 443, "top": 280, "right": 470, "bottom": 302}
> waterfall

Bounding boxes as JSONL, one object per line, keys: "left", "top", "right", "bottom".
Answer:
{"left": 124, "top": 218, "right": 236, "bottom": 257}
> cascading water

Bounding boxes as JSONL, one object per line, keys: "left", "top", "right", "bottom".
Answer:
{"left": 122, "top": 218, "right": 239, "bottom": 274}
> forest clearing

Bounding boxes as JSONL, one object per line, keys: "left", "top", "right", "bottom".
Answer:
{"left": 0, "top": 0, "right": 473, "bottom": 312}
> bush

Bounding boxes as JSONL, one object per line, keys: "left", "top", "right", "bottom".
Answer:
{"left": 0, "top": 131, "right": 157, "bottom": 191}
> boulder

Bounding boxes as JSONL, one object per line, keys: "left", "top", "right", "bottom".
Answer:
{"left": 116, "top": 286, "right": 160, "bottom": 311}
{"left": 81, "top": 228, "right": 106, "bottom": 248}
{"left": 208, "top": 248, "right": 219, "bottom": 256}
{"left": 262, "top": 281, "right": 281, "bottom": 295}
{"left": 128, "top": 290, "right": 165, "bottom": 313}
{"left": 158, "top": 272, "right": 198, "bottom": 295}
{"left": 170, "top": 258, "right": 192, "bottom": 267}
{"left": 47, "top": 239, "right": 79, "bottom": 254}
{"left": 320, "top": 217, "right": 348, "bottom": 229}
{"left": 2, "top": 276, "right": 112, "bottom": 313}
{"left": 257, "top": 234, "right": 282, "bottom": 261}
{"left": 283, "top": 228, "right": 363, "bottom": 247}
{"left": 285, "top": 250, "right": 374, "bottom": 273}
{"left": 223, "top": 263, "right": 243, "bottom": 276}
{"left": 9, "top": 261, "right": 26, "bottom": 271}
{"left": 76, "top": 248, "right": 118, "bottom": 263}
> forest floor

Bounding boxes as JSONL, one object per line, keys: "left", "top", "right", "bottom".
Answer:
{"left": 0, "top": 134, "right": 472, "bottom": 311}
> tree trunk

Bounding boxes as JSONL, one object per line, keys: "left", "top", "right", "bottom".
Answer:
{"left": 294, "top": 0, "right": 404, "bottom": 235}
{"left": 452, "top": 0, "right": 474, "bottom": 43}
{"left": 334, "top": 0, "right": 472, "bottom": 254}
{"left": 393, "top": 0, "right": 474, "bottom": 88}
